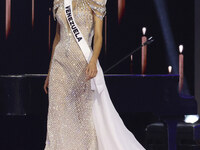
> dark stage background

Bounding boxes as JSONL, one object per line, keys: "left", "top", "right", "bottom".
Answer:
{"left": 0, "top": 0, "right": 198, "bottom": 149}
{"left": 0, "top": 0, "right": 195, "bottom": 94}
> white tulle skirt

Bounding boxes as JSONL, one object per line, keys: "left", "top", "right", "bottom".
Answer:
{"left": 92, "top": 80, "right": 146, "bottom": 150}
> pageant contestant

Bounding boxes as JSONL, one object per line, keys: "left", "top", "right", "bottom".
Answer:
{"left": 43, "top": 0, "right": 145, "bottom": 149}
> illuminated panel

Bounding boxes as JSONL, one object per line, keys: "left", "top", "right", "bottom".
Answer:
{"left": 32, "top": 0, "right": 34, "bottom": 27}
{"left": 5, "top": 0, "right": 11, "bottom": 39}
{"left": 118, "top": 0, "right": 125, "bottom": 23}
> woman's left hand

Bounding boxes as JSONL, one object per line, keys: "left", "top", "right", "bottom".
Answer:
{"left": 86, "top": 61, "right": 97, "bottom": 80}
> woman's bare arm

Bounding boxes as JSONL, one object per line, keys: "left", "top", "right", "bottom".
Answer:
{"left": 90, "top": 15, "right": 103, "bottom": 64}
{"left": 86, "top": 15, "right": 104, "bottom": 80}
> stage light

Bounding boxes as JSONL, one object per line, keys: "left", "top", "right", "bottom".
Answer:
{"left": 5, "top": 0, "right": 11, "bottom": 39}
{"left": 184, "top": 115, "right": 199, "bottom": 124}
{"left": 118, "top": 0, "right": 125, "bottom": 23}
{"left": 179, "top": 45, "right": 184, "bottom": 53}
{"left": 32, "top": 0, "right": 35, "bottom": 28}
{"left": 142, "top": 27, "right": 146, "bottom": 35}
{"left": 168, "top": 66, "right": 172, "bottom": 74}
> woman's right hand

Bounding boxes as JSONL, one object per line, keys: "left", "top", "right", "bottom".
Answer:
{"left": 44, "top": 75, "right": 49, "bottom": 94}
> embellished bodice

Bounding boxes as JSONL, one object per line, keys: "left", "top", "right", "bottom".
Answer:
{"left": 53, "top": 0, "right": 106, "bottom": 46}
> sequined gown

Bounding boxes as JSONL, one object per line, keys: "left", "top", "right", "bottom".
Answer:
{"left": 45, "top": 0, "right": 105, "bottom": 149}
{"left": 45, "top": 0, "right": 145, "bottom": 150}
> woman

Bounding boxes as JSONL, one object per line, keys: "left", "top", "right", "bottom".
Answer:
{"left": 43, "top": 0, "right": 145, "bottom": 149}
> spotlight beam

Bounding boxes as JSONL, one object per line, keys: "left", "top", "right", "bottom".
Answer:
{"left": 153, "top": 0, "right": 190, "bottom": 95}
{"left": 153, "top": 0, "right": 178, "bottom": 74}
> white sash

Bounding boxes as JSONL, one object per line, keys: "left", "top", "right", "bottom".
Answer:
{"left": 64, "top": 0, "right": 105, "bottom": 94}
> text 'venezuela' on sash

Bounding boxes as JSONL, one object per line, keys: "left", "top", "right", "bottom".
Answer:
{"left": 65, "top": 5, "right": 82, "bottom": 42}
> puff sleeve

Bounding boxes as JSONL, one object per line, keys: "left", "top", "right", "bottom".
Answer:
{"left": 87, "top": 0, "right": 107, "bottom": 20}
